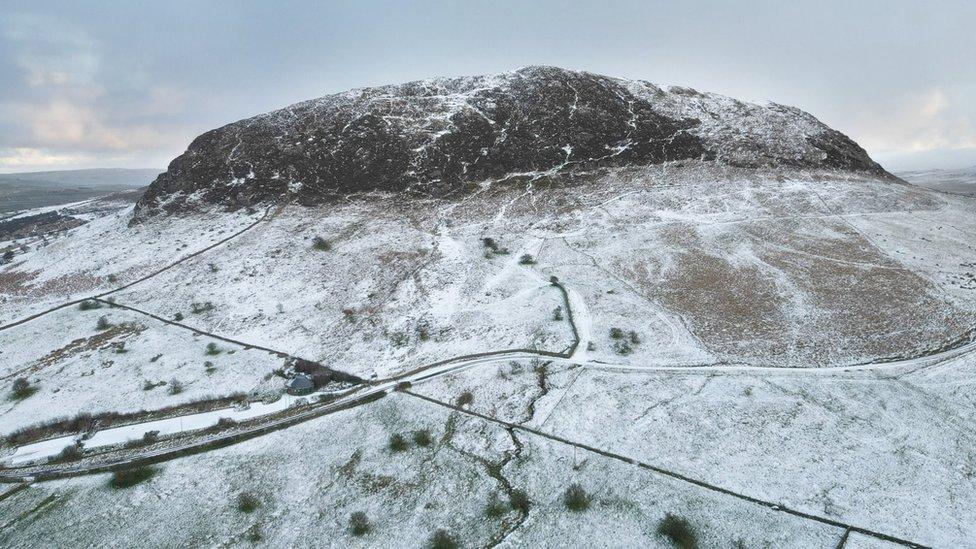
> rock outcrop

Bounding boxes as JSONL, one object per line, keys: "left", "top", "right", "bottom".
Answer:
{"left": 134, "top": 66, "right": 886, "bottom": 220}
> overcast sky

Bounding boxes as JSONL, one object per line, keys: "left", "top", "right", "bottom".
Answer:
{"left": 1, "top": 0, "right": 974, "bottom": 173}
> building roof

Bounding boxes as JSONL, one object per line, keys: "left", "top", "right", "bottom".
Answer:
{"left": 287, "top": 374, "right": 314, "bottom": 390}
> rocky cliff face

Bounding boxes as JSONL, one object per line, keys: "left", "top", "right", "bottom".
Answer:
{"left": 134, "top": 66, "right": 886, "bottom": 220}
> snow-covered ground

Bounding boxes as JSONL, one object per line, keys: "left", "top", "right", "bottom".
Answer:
{"left": 1, "top": 163, "right": 975, "bottom": 546}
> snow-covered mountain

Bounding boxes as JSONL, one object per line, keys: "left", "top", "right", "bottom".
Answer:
{"left": 134, "top": 66, "right": 885, "bottom": 219}
{"left": 3, "top": 68, "right": 976, "bottom": 548}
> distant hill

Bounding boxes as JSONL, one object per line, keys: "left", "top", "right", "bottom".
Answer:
{"left": 0, "top": 168, "right": 160, "bottom": 213}
{"left": 898, "top": 167, "right": 976, "bottom": 197}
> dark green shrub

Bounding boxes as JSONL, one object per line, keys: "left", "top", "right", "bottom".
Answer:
{"left": 191, "top": 302, "right": 215, "bottom": 314}
{"left": 456, "top": 391, "right": 474, "bottom": 407}
{"left": 108, "top": 466, "right": 157, "bottom": 489}
{"left": 206, "top": 342, "right": 221, "bottom": 355}
{"left": 510, "top": 489, "right": 531, "bottom": 513}
{"left": 96, "top": 315, "right": 112, "bottom": 330}
{"left": 563, "top": 483, "right": 590, "bottom": 512}
{"left": 427, "top": 529, "right": 458, "bottom": 549}
{"left": 552, "top": 306, "right": 563, "bottom": 321}
{"left": 349, "top": 511, "right": 370, "bottom": 536}
{"left": 412, "top": 429, "right": 433, "bottom": 447}
{"left": 237, "top": 492, "right": 260, "bottom": 513}
{"left": 246, "top": 524, "right": 263, "bottom": 542}
{"left": 78, "top": 300, "right": 102, "bottom": 311}
{"left": 389, "top": 433, "right": 408, "bottom": 453}
{"left": 11, "top": 377, "right": 36, "bottom": 400}
{"left": 628, "top": 330, "right": 641, "bottom": 344}
{"left": 312, "top": 236, "right": 332, "bottom": 251}
{"left": 168, "top": 379, "right": 184, "bottom": 395}
{"left": 657, "top": 513, "right": 697, "bottom": 549}
{"left": 609, "top": 327, "right": 624, "bottom": 339}
{"left": 173, "top": 312, "right": 184, "bottom": 321}
{"left": 519, "top": 254, "right": 535, "bottom": 265}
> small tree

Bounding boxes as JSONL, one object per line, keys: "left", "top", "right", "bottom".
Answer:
{"left": 427, "top": 529, "right": 458, "bottom": 549}
{"left": 96, "top": 315, "right": 112, "bottom": 330}
{"left": 2, "top": 250, "right": 13, "bottom": 263}
{"left": 563, "top": 483, "right": 590, "bottom": 512}
{"left": 349, "top": 511, "right": 370, "bottom": 536}
{"left": 11, "top": 377, "right": 35, "bottom": 400}
{"left": 657, "top": 513, "right": 697, "bottom": 549}
{"left": 78, "top": 300, "right": 102, "bottom": 311}
{"left": 168, "top": 379, "right": 184, "bottom": 395}
{"left": 628, "top": 330, "right": 640, "bottom": 345}
{"left": 609, "top": 327, "right": 624, "bottom": 339}
{"left": 173, "top": 312, "right": 184, "bottom": 321}
{"left": 312, "top": 236, "right": 332, "bottom": 251}
{"left": 552, "top": 306, "right": 564, "bottom": 321}
{"left": 205, "top": 342, "right": 221, "bottom": 356}
{"left": 389, "top": 433, "right": 408, "bottom": 453}
{"left": 412, "top": 429, "right": 433, "bottom": 447}
{"left": 519, "top": 254, "right": 535, "bottom": 265}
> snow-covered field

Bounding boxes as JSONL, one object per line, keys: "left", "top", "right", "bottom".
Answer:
{"left": 1, "top": 163, "right": 975, "bottom": 547}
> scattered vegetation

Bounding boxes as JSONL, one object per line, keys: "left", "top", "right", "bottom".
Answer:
{"left": 552, "top": 306, "right": 564, "bottom": 321}
{"left": 456, "top": 391, "right": 474, "bottom": 407}
{"left": 341, "top": 308, "right": 356, "bottom": 322}
{"left": 412, "top": 429, "right": 433, "bottom": 447}
{"left": 519, "top": 253, "right": 536, "bottom": 265}
{"left": 108, "top": 466, "right": 157, "bottom": 489}
{"left": 191, "top": 301, "right": 215, "bottom": 314}
{"left": 204, "top": 361, "right": 217, "bottom": 374}
{"left": 168, "top": 378, "right": 184, "bottom": 395}
{"left": 349, "top": 511, "right": 370, "bottom": 536}
{"left": 609, "top": 327, "right": 624, "bottom": 339}
{"left": 142, "top": 379, "right": 165, "bottom": 391}
{"left": 657, "top": 513, "right": 697, "bottom": 549}
{"left": 246, "top": 524, "right": 263, "bottom": 543}
{"left": 312, "top": 236, "right": 332, "bottom": 251}
{"left": 11, "top": 377, "right": 36, "bottom": 400}
{"left": 481, "top": 236, "right": 510, "bottom": 256}
{"left": 427, "top": 529, "right": 458, "bottom": 549}
{"left": 205, "top": 342, "right": 221, "bottom": 355}
{"left": 2, "top": 250, "right": 13, "bottom": 263}
{"left": 237, "top": 492, "right": 261, "bottom": 513}
{"left": 78, "top": 299, "right": 102, "bottom": 311}
{"left": 389, "top": 433, "right": 409, "bottom": 453}
{"left": 563, "top": 483, "right": 590, "bottom": 512}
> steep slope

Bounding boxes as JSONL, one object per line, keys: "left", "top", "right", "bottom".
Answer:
{"left": 133, "top": 66, "right": 885, "bottom": 219}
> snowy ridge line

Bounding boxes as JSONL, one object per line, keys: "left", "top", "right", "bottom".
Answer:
{"left": 0, "top": 389, "right": 384, "bottom": 483}
{"left": 0, "top": 203, "right": 275, "bottom": 333}
{"left": 401, "top": 390, "right": 930, "bottom": 549}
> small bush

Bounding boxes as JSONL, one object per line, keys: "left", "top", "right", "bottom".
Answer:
{"left": 341, "top": 308, "right": 356, "bottom": 322}
{"left": 657, "top": 513, "right": 697, "bottom": 549}
{"left": 609, "top": 327, "right": 624, "bottom": 339}
{"left": 11, "top": 377, "right": 36, "bottom": 400}
{"left": 484, "top": 492, "right": 506, "bottom": 518}
{"left": 412, "top": 429, "right": 433, "bottom": 447}
{"left": 168, "top": 379, "right": 184, "bottom": 395}
{"left": 1, "top": 250, "right": 13, "bottom": 263}
{"left": 204, "top": 361, "right": 216, "bottom": 374}
{"left": 612, "top": 340, "right": 633, "bottom": 355}
{"left": 78, "top": 299, "right": 101, "bottom": 311}
{"left": 173, "top": 312, "right": 184, "bottom": 321}
{"left": 456, "top": 391, "right": 474, "bottom": 407}
{"left": 510, "top": 489, "right": 531, "bottom": 513}
{"left": 312, "top": 236, "right": 332, "bottom": 251}
{"left": 49, "top": 443, "right": 83, "bottom": 463}
{"left": 394, "top": 381, "right": 413, "bottom": 391}
{"left": 205, "top": 342, "right": 221, "bottom": 355}
{"left": 237, "top": 492, "right": 261, "bottom": 513}
{"left": 427, "top": 529, "right": 458, "bottom": 549}
{"left": 552, "top": 306, "right": 563, "bottom": 321}
{"left": 563, "top": 483, "right": 590, "bottom": 512}
{"left": 389, "top": 433, "right": 409, "bottom": 453}
{"left": 108, "top": 466, "right": 156, "bottom": 489}
{"left": 628, "top": 330, "right": 641, "bottom": 345}
{"left": 519, "top": 254, "right": 535, "bottom": 265}
{"left": 114, "top": 341, "right": 128, "bottom": 354}
{"left": 142, "top": 430, "right": 160, "bottom": 444}
{"left": 389, "top": 331, "right": 408, "bottom": 347}
{"left": 349, "top": 511, "right": 370, "bottom": 536}
{"left": 96, "top": 315, "right": 112, "bottom": 330}
{"left": 246, "top": 524, "right": 263, "bottom": 542}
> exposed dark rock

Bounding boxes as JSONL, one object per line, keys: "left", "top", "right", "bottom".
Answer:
{"left": 134, "top": 66, "right": 887, "bottom": 221}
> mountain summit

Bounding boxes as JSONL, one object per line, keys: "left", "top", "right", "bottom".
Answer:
{"left": 134, "top": 66, "right": 885, "bottom": 219}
